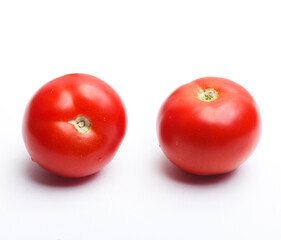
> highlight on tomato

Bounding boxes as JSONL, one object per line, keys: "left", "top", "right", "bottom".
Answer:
{"left": 157, "top": 77, "right": 261, "bottom": 176}
{"left": 23, "top": 73, "right": 126, "bottom": 178}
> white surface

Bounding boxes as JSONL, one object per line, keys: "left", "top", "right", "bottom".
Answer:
{"left": 0, "top": 0, "right": 280, "bottom": 239}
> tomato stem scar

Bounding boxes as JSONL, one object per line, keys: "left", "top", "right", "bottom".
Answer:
{"left": 68, "top": 116, "right": 91, "bottom": 134}
{"left": 198, "top": 88, "right": 218, "bottom": 102}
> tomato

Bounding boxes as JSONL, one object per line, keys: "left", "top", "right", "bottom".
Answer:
{"left": 157, "top": 77, "right": 261, "bottom": 176}
{"left": 23, "top": 73, "right": 126, "bottom": 178}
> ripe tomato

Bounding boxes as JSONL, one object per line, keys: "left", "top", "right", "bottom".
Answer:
{"left": 23, "top": 73, "right": 126, "bottom": 178}
{"left": 157, "top": 77, "right": 261, "bottom": 176}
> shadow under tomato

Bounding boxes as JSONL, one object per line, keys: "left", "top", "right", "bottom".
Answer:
{"left": 24, "top": 158, "right": 101, "bottom": 187}
{"left": 159, "top": 154, "right": 238, "bottom": 185}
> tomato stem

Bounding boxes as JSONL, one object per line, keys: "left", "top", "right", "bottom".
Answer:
{"left": 198, "top": 88, "right": 218, "bottom": 102}
{"left": 68, "top": 116, "right": 91, "bottom": 134}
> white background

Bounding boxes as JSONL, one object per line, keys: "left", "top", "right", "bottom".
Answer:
{"left": 0, "top": 0, "right": 280, "bottom": 239}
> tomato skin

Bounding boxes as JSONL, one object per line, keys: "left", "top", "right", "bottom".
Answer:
{"left": 23, "top": 73, "right": 126, "bottom": 178}
{"left": 157, "top": 77, "right": 261, "bottom": 176}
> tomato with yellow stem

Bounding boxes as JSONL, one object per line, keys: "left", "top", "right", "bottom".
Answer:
{"left": 157, "top": 77, "right": 261, "bottom": 175}
{"left": 23, "top": 73, "right": 126, "bottom": 178}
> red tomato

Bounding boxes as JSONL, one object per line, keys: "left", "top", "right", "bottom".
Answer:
{"left": 157, "top": 77, "right": 261, "bottom": 176}
{"left": 23, "top": 73, "right": 126, "bottom": 178}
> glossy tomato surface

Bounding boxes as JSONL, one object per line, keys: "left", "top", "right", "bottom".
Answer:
{"left": 23, "top": 73, "right": 126, "bottom": 178}
{"left": 157, "top": 77, "right": 261, "bottom": 176}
